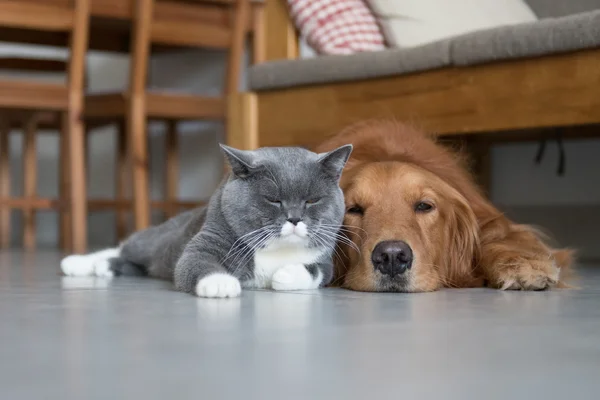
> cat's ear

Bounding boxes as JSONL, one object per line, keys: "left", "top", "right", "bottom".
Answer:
{"left": 318, "top": 144, "right": 353, "bottom": 180}
{"left": 220, "top": 144, "right": 258, "bottom": 178}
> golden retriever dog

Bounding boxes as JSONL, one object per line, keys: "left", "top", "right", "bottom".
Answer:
{"left": 316, "top": 120, "right": 573, "bottom": 292}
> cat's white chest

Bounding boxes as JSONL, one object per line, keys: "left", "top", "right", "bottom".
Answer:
{"left": 246, "top": 240, "right": 324, "bottom": 289}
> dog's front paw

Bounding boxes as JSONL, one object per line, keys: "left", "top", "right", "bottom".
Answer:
{"left": 195, "top": 273, "right": 241, "bottom": 298}
{"left": 272, "top": 264, "right": 316, "bottom": 291}
{"left": 493, "top": 258, "right": 560, "bottom": 291}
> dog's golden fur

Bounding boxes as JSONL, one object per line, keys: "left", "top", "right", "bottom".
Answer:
{"left": 316, "top": 120, "right": 573, "bottom": 292}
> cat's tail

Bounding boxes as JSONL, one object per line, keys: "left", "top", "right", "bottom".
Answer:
{"left": 61, "top": 247, "right": 146, "bottom": 278}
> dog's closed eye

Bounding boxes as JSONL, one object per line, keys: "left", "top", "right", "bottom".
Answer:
{"left": 347, "top": 205, "right": 364, "bottom": 215}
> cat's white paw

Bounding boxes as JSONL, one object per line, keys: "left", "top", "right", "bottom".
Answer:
{"left": 61, "top": 255, "right": 95, "bottom": 277}
{"left": 93, "top": 259, "right": 114, "bottom": 278}
{"left": 272, "top": 264, "right": 318, "bottom": 291}
{"left": 61, "top": 248, "right": 120, "bottom": 277}
{"left": 195, "top": 273, "right": 241, "bottom": 298}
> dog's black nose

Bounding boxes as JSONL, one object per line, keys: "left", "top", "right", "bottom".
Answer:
{"left": 372, "top": 241, "right": 413, "bottom": 276}
{"left": 287, "top": 218, "right": 301, "bottom": 225}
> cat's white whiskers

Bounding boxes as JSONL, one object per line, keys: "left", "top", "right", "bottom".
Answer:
{"left": 221, "top": 225, "right": 276, "bottom": 264}
{"left": 315, "top": 231, "right": 358, "bottom": 251}
{"left": 221, "top": 232, "right": 261, "bottom": 263}
{"left": 318, "top": 230, "right": 366, "bottom": 244}
{"left": 319, "top": 223, "right": 367, "bottom": 231}
{"left": 228, "top": 228, "right": 277, "bottom": 267}
{"left": 314, "top": 229, "right": 361, "bottom": 254}
{"left": 318, "top": 225, "right": 367, "bottom": 245}
{"left": 222, "top": 234, "right": 273, "bottom": 278}
{"left": 226, "top": 229, "right": 274, "bottom": 268}
{"left": 319, "top": 225, "right": 366, "bottom": 236}
{"left": 332, "top": 237, "right": 361, "bottom": 253}
{"left": 311, "top": 232, "right": 346, "bottom": 267}
{"left": 230, "top": 233, "right": 270, "bottom": 269}
{"left": 230, "top": 230, "right": 278, "bottom": 278}
{"left": 224, "top": 225, "right": 272, "bottom": 251}
{"left": 319, "top": 223, "right": 369, "bottom": 238}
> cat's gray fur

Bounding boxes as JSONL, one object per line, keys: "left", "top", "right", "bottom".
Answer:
{"left": 108, "top": 144, "right": 352, "bottom": 294}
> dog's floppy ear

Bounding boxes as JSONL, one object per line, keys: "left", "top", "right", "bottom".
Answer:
{"left": 219, "top": 144, "right": 258, "bottom": 178}
{"left": 318, "top": 144, "right": 353, "bottom": 180}
{"left": 446, "top": 193, "right": 480, "bottom": 285}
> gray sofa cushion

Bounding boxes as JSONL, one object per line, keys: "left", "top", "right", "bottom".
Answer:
{"left": 248, "top": 40, "right": 451, "bottom": 91}
{"left": 452, "top": 10, "right": 600, "bottom": 65}
{"left": 249, "top": 10, "right": 600, "bottom": 92}
{"left": 525, "top": 0, "right": 600, "bottom": 18}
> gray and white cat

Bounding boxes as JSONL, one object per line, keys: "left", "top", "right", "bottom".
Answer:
{"left": 61, "top": 144, "right": 352, "bottom": 298}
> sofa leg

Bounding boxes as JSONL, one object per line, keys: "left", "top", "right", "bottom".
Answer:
{"left": 227, "top": 92, "right": 258, "bottom": 151}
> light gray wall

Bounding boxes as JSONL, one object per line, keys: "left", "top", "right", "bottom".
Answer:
{"left": 491, "top": 140, "right": 600, "bottom": 206}
{"left": 1, "top": 43, "right": 599, "bottom": 259}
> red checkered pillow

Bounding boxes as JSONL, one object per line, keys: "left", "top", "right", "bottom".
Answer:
{"left": 288, "top": 0, "right": 387, "bottom": 55}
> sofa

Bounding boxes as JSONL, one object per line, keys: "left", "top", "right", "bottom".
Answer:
{"left": 228, "top": 0, "right": 600, "bottom": 186}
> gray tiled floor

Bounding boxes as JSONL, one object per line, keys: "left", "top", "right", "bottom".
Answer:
{"left": 1, "top": 251, "right": 599, "bottom": 400}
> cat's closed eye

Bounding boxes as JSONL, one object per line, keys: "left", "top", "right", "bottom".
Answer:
{"left": 265, "top": 197, "right": 281, "bottom": 206}
{"left": 305, "top": 198, "right": 321, "bottom": 205}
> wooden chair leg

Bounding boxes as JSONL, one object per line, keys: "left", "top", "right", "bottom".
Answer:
{"left": 66, "top": 0, "right": 91, "bottom": 253}
{"left": 222, "top": 0, "right": 252, "bottom": 173}
{"left": 128, "top": 0, "right": 153, "bottom": 231}
{"left": 128, "top": 106, "right": 150, "bottom": 231}
{"left": 67, "top": 113, "right": 87, "bottom": 253}
{"left": 0, "top": 124, "right": 10, "bottom": 249}
{"left": 23, "top": 117, "right": 38, "bottom": 251}
{"left": 59, "top": 113, "right": 72, "bottom": 252}
{"left": 165, "top": 120, "right": 179, "bottom": 219}
{"left": 115, "top": 119, "right": 128, "bottom": 241}
{"left": 226, "top": 0, "right": 251, "bottom": 95}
